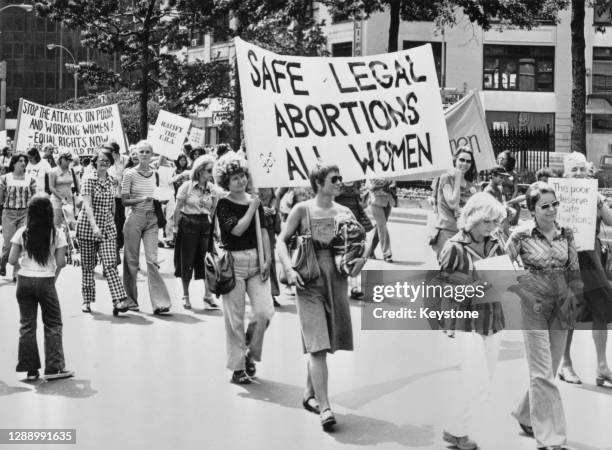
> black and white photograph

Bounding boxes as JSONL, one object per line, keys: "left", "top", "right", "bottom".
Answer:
{"left": 1, "top": 1, "right": 612, "bottom": 449}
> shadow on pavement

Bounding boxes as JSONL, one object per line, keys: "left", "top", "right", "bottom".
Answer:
{"left": 237, "top": 379, "right": 435, "bottom": 447}
{"left": 567, "top": 442, "right": 612, "bottom": 450}
{"left": 332, "top": 365, "right": 459, "bottom": 410}
{"left": 148, "top": 313, "right": 204, "bottom": 324}
{"left": 191, "top": 308, "right": 224, "bottom": 317}
{"left": 90, "top": 311, "right": 154, "bottom": 325}
{"left": 0, "top": 381, "right": 31, "bottom": 396}
{"left": 35, "top": 378, "right": 97, "bottom": 398}
{"left": 577, "top": 383, "right": 612, "bottom": 397}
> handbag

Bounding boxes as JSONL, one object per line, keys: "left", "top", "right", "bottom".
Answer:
{"left": 280, "top": 205, "right": 320, "bottom": 285}
{"left": 204, "top": 206, "right": 236, "bottom": 295}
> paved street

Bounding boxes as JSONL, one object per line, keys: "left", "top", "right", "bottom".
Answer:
{"left": 1, "top": 215, "right": 612, "bottom": 450}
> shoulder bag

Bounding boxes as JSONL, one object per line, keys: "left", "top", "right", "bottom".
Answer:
{"left": 287, "top": 205, "right": 320, "bottom": 284}
{"left": 204, "top": 204, "right": 236, "bottom": 295}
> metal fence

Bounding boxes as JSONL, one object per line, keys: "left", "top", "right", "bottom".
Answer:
{"left": 488, "top": 127, "right": 553, "bottom": 175}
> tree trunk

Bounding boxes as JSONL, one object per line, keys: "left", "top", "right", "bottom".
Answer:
{"left": 571, "top": 0, "right": 586, "bottom": 154}
{"left": 387, "top": 0, "right": 400, "bottom": 52}
{"left": 140, "top": 62, "right": 150, "bottom": 140}
{"left": 232, "top": 57, "right": 242, "bottom": 150}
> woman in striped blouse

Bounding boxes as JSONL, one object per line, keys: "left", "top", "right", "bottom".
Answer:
{"left": 506, "top": 182, "right": 581, "bottom": 450}
{"left": 437, "top": 192, "right": 507, "bottom": 450}
{"left": 121, "top": 141, "right": 172, "bottom": 314}
{"left": 0, "top": 154, "right": 37, "bottom": 278}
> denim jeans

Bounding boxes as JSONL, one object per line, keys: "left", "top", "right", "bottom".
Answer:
{"left": 16, "top": 276, "right": 65, "bottom": 373}
{"left": 1, "top": 208, "right": 27, "bottom": 272}
{"left": 123, "top": 210, "right": 171, "bottom": 309}
{"left": 512, "top": 314, "right": 568, "bottom": 447}
{"left": 222, "top": 249, "right": 274, "bottom": 371}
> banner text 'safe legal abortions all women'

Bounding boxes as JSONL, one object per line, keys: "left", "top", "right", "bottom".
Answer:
{"left": 235, "top": 38, "right": 453, "bottom": 187}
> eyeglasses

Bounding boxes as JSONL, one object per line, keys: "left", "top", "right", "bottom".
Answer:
{"left": 539, "top": 200, "right": 560, "bottom": 210}
{"left": 98, "top": 159, "right": 111, "bottom": 166}
{"left": 457, "top": 158, "right": 472, "bottom": 164}
{"left": 330, "top": 175, "right": 343, "bottom": 184}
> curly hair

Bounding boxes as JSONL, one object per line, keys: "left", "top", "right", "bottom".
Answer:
{"left": 525, "top": 182, "right": 556, "bottom": 212}
{"left": 213, "top": 153, "right": 249, "bottom": 191}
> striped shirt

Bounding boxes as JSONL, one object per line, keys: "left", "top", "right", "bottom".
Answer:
{"left": 121, "top": 168, "right": 155, "bottom": 213}
{"left": 0, "top": 173, "right": 36, "bottom": 209}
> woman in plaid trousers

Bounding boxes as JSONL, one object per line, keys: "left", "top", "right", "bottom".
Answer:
{"left": 76, "top": 148, "right": 131, "bottom": 315}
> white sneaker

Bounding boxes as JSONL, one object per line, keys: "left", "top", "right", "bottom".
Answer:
{"left": 44, "top": 369, "right": 75, "bottom": 380}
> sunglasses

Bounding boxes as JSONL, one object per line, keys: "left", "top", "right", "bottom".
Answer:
{"left": 539, "top": 200, "right": 560, "bottom": 210}
{"left": 457, "top": 158, "right": 472, "bottom": 164}
{"left": 330, "top": 175, "right": 343, "bottom": 184}
{"left": 98, "top": 159, "right": 111, "bottom": 166}
{"left": 482, "top": 219, "right": 502, "bottom": 226}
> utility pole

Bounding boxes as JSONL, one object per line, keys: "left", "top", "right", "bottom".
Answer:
{"left": 0, "top": 60, "right": 6, "bottom": 131}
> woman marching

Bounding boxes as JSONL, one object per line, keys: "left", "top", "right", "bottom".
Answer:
{"left": 277, "top": 163, "right": 368, "bottom": 432}
{"left": 558, "top": 152, "right": 612, "bottom": 386}
{"left": 0, "top": 154, "right": 37, "bottom": 278}
{"left": 121, "top": 141, "right": 172, "bottom": 314}
{"left": 48, "top": 151, "right": 79, "bottom": 228}
{"left": 437, "top": 192, "right": 507, "bottom": 450}
{"left": 76, "top": 147, "right": 131, "bottom": 314}
{"left": 506, "top": 182, "right": 581, "bottom": 450}
{"left": 9, "top": 195, "right": 74, "bottom": 381}
{"left": 213, "top": 153, "right": 274, "bottom": 385}
{"left": 431, "top": 146, "right": 479, "bottom": 257}
{"left": 173, "top": 155, "right": 218, "bottom": 310}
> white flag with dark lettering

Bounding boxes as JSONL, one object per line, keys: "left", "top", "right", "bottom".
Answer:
{"left": 235, "top": 38, "right": 453, "bottom": 188}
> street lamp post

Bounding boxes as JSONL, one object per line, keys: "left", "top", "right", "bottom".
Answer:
{"left": 47, "top": 43, "right": 78, "bottom": 103}
{"left": 0, "top": 4, "right": 33, "bottom": 131}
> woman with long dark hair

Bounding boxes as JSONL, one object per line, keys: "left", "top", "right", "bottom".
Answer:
{"left": 8, "top": 195, "right": 74, "bottom": 381}
{"left": 171, "top": 154, "right": 191, "bottom": 198}
{"left": 77, "top": 148, "right": 131, "bottom": 314}
{"left": 431, "top": 146, "right": 479, "bottom": 257}
{"left": 0, "top": 154, "right": 37, "bottom": 278}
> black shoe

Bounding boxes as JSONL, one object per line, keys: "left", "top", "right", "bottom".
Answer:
{"left": 350, "top": 288, "right": 364, "bottom": 300}
{"left": 26, "top": 370, "right": 40, "bottom": 381}
{"left": 230, "top": 370, "right": 251, "bottom": 385}
{"left": 245, "top": 355, "right": 256, "bottom": 377}
{"left": 273, "top": 297, "right": 281, "bottom": 307}
{"left": 203, "top": 297, "right": 219, "bottom": 309}
{"left": 153, "top": 307, "right": 170, "bottom": 315}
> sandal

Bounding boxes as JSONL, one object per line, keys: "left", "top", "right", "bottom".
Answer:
{"left": 596, "top": 370, "right": 612, "bottom": 387}
{"left": 302, "top": 396, "right": 320, "bottom": 415}
{"left": 559, "top": 366, "right": 582, "bottom": 384}
{"left": 320, "top": 408, "right": 336, "bottom": 431}
{"left": 350, "top": 288, "right": 364, "bottom": 300}
{"left": 82, "top": 302, "right": 91, "bottom": 313}
{"left": 519, "top": 423, "right": 534, "bottom": 437}
{"left": 182, "top": 296, "right": 191, "bottom": 310}
{"left": 230, "top": 370, "right": 251, "bottom": 385}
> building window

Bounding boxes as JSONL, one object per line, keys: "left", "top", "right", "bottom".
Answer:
{"left": 483, "top": 45, "right": 554, "bottom": 92}
{"left": 331, "top": 42, "right": 352, "bottom": 57}
{"left": 589, "top": 114, "right": 612, "bottom": 133}
{"left": 212, "top": 16, "right": 229, "bottom": 43}
{"left": 403, "top": 41, "right": 444, "bottom": 87}
{"left": 593, "top": 47, "right": 612, "bottom": 94}
{"left": 595, "top": 1, "right": 612, "bottom": 25}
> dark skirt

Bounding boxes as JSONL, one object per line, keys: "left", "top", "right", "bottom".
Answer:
{"left": 577, "top": 240, "right": 612, "bottom": 324}
{"left": 174, "top": 213, "right": 210, "bottom": 280}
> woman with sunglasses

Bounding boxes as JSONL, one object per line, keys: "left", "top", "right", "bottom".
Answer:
{"left": 173, "top": 155, "right": 218, "bottom": 310}
{"left": 277, "top": 164, "right": 369, "bottom": 432}
{"left": 77, "top": 148, "right": 131, "bottom": 314}
{"left": 506, "top": 182, "right": 581, "bottom": 450}
{"left": 121, "top": 141, "right": 172, "bottom": 314}
{"left": 437, "top": 192, "right": 507, "bottom": 450}
{"left": 431, "top": 146, "right": 479, "bottom": 257}
{"left": 0, "top": 154, "right": 37, "bottom": 278}
{"left": 558, "top": 152, "right": 612, "bottom": 387}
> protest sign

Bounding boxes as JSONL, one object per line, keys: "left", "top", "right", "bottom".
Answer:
{"left": 14, "top": 99, "right": 127, "bottom": 156}
{"left": 188, "top": 127, "right": 205, "bottom": 147}
{"left": 148, "top": 110, "right": 191, "bottom": 159}
{"left": 549, "top": 177, "right": 598, "bottom": 251}
{"left": 445, "top": 91, "right": 496, "bottom": 171}
{"left": 235, "top": 38, "right": 453, "bottom": 188}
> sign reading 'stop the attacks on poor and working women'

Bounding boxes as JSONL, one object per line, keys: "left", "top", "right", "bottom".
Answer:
{"left": 234, "top": 38, "right": 453, "bottom": 188}
{"left": 14, "top": 99, "right": 127, "bottom": 156}
{"left": 549, "top": 177, "right": 598, "bottom": 252}
{"left": 148, "top": 110, "right": 191, "bottom": 159}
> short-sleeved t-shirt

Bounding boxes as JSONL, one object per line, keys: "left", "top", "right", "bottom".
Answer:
{"left": 26, "top": 159, "right": 52, "bottom": 194}
{"left": 11, "top": 227, "right": 67, "bottom": 277}
{"left": 121, "top": 168, "right": 155, "bottom": 213}
{"left": 436, "top": 173, "right": 478, "bottom": 232}
{"left": 215, "top": 197, "right": 266, "bottom": 251}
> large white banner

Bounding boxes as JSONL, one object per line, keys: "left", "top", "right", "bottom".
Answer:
{"left": 549, "top": 177, "right": 598, "bottom": 251}
{"left": 148, "top": 110, "right": 191, "bottom": 160}
{"left": 445, "top": 91, "right": 496, "bottom": 171}
{"left": 235, "top": 38, "right": 453, "bottom": 188}
{"left": 14, "top": 99, "right": 127, "bottom": 156}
